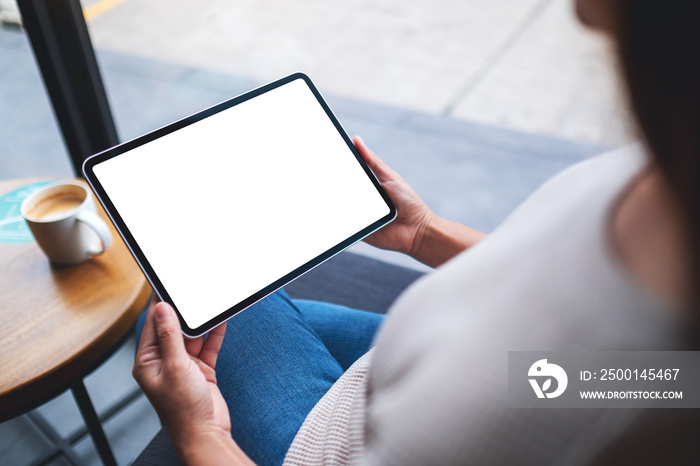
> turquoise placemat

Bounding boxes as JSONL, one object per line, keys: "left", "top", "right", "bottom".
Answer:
{"left": 0, "top": 181, "right": 54, "bottom": 244}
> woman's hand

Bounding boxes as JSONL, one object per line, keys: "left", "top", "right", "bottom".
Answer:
{"left": 355, "top": 136, "right": 487, "bottom": 268}
{"left": 133, "top": 299, "right": 253, "bottom": 465}
{"left": 354, "top": 136, "right": 434, "bottom": 256}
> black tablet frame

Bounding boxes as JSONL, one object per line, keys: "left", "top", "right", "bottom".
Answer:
{"left": 83, "top": 73, "right": 396, "bottom": 337}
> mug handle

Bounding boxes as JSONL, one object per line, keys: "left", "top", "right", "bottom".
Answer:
{"left": 76, "top": 210, "right": 113, "bottom": 256}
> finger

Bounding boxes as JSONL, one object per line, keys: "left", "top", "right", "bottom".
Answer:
{"left": 184, "top": 334, "right": 205, "bottom": 358}
{"left": 153, "top": 302, "right": 188, "bottom": 362}
{"left": 135, "top": 299, "right": 160, "bottom": 361}
{"left": 198, "top": 321, "right": 227, "bottom": 368}
{"left": 193, "top": 358, "right": 217, "bottom": 383}
{"left": 353, "top": 136, "right": 393, "bottom": 179}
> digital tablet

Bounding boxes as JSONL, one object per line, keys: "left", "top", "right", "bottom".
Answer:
{"left": 83, "top": 73, "right": 396, "bottom": 337}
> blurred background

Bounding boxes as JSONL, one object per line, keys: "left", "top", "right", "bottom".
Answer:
{"left": 0, "top": 0, "right": 635, "bottom": 464}
{"left": 0, "top": 0, "right": 633, "bottom": 161}
{"left": 84, "top": 0, "right": 634, "bottom": 146}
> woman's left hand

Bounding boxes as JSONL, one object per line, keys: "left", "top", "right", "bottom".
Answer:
{"left": 133, "top": 299, "right": 252, "bottom": 464}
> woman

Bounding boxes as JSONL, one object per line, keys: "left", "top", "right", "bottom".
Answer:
{"left": 133, "top": 0, "right": 699, "bottom": 464}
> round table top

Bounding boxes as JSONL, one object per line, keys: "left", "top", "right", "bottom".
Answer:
{"left": 0, "top": 178, "right": 151, "bottom": 421}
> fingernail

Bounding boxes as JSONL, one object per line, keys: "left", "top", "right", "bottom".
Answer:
{"left": 155, "top": 304, "right": 169, "bottom": 321}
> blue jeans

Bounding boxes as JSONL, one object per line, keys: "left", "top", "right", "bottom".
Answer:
{"left": 136, "top": 290, "right": 383, "bottom": 465}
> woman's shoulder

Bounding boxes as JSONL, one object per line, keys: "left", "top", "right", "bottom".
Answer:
{"left": 540, "top": 144, "right": 646, "bottom": 191}
{"left": 495, "top": 144, "right": 649, "bottom": 234}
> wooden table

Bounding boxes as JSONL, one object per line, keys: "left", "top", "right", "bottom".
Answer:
{"left": 0, "top": 178, "right": 152, "bottom": 465}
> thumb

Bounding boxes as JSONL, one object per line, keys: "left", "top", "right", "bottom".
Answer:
{"left": 153, "top": 302, "right": 187, "bottom": 362}
{"left": 353, "top": 136, "right": 392, "bottom": 180}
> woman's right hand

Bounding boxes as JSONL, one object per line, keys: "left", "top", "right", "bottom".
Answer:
{"left": 354, "top": 136, "right": 434, "bottom": 257}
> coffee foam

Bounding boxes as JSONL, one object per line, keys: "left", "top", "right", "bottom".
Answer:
{"left": 26, "top": 191, "right": 85, "bottom": 221}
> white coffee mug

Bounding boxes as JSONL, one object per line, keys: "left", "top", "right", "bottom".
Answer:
{"left": 21, "top": 181, "right": 112, "bottom": 266}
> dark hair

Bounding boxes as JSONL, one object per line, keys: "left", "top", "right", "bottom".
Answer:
{"left": 613, "top": 0, "right": 700, "bottom": 311}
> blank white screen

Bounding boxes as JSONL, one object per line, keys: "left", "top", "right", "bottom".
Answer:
{"left": 93, "top": 78, "right": 390, "bottom": 330}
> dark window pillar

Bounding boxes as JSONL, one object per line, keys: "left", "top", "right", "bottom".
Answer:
{"left": 16, "top": 0, "right": 119, "bottom": 175}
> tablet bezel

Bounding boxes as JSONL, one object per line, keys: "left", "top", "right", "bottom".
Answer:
{"left": 83, "top": 73, "right": 396, "bottom": 337}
